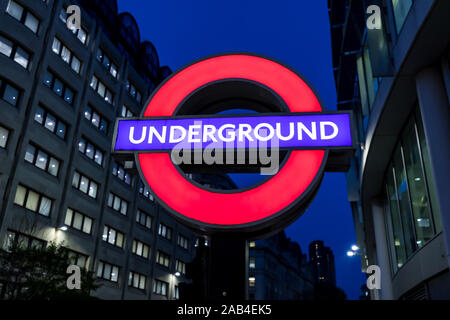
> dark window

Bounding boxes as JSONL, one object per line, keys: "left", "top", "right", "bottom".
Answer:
{"left": 43, "top": 71, "right": 75, "bottom": 105}
{"left": 34, "top": 106, "right": 67, "bottom": 139}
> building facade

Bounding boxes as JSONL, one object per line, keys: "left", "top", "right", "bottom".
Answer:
{"left": 329, "top": 0, "right": 450, "bottom": 299}
{"left": 308, "top": 240, "right": 336, "bottom": 285}
{"left": 0, "top": 0, "right": 197, "bottom": 300}
{"left": 247, "top": 231, "right": 314, "bottom": 300}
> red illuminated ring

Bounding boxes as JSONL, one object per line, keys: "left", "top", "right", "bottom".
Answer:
{"left": 137, "top": 54, "right": 326, "bottom": 229}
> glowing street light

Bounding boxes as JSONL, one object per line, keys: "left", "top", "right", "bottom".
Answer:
{"left": 347, "top": 244, "right": 360, "bottom": 257}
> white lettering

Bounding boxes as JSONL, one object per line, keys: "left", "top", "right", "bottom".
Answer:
{"left": 320, "top": 121, "right": 339, "bottom": 140}
{"left": 129, "top": 126, "right": 146, "bottom": 144}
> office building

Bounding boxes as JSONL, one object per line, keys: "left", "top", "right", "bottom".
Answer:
{"left": 329, "top": 0, "right": 450, "bottom": 299}
{"left": 0, "top": 0, "right": 196, "bottom": 300}
{"left": 309, "top": 240, "right": 336, "bottom": 285}
{"left": 247, "top": 231, "right": 314, "bottom": 300}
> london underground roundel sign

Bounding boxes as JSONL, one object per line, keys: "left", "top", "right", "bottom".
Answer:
{"left": 113, "top": 53, "right": 354, "bottom": 236}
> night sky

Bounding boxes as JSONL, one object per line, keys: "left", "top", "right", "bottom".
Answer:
{"left": 118, "top": 0, "right": 366, "bottom": 299}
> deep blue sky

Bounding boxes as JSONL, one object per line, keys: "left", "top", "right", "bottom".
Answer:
{"left": 118, "top": 0, "right": 366, "bottom": 299}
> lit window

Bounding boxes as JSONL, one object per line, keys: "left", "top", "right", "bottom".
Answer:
{"left": 97, "top": 261, "right": 119, "bottom": 282}
{"left": 107, "top": 193, "right": 128, "bottom": 215}
{"left": 103, "top": 225, "right": 125, "bottom": 248}
{"left": 64, "top": 208, "right": 93, "bottom": 234}
{"left": 132, "top": 239, "right": 150, "bottom": 258}
{"left": 249, "top": 277, "right": 255, "bottom": 287}
{"left": 129, "top": 271, "right": 146, "bottom": 290}
{"left": 6, "top": 1, "right": 40, "bottom": 34}
{"left": 249, "top": 257, "right": 256, "bottom": 269}
{"left": 0, "top": 125, "right": 10, "bottom": 149}
{"left": 72, "top": 171, "right": 98, "bottom": 199}
{"left": 14, "top": 184, "right": 52, "bottom": 217}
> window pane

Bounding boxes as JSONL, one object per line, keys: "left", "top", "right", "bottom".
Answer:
{"left": 113, "top": 196, "right": 120, "bottom": 211}
{"left": 0, "top": 126, "right": 9, "bottom": 148}
{"left": 139, "top": 276, "right": 146, "bottom": 290}
{"left": 94, "top": 150, "right": 102, "bottom": 166}
{"left": 65, "top": 208, "right": 73, "bottom": 226}
{"left": 416, "top": 108, "right": 441, "bottom": 233}
{"left": 53, "top": 79, "right": 63, "bottom": 96}
{"left": 48, "top": 157, "right": 59, "bottom": 176}
{"left": 110, "top": 64, "right": 118, "bottom": 78}
{"left": 52, "top": 38, "right": 61, "bottom": 54}
{"left": 56, "top": 122, "right": 66, "bottom": 138}
{"left": 92, "top": 113, "right": 100, "bottom": 127}
{"left": 72, "top": 171, "right": 80, "bottom": 187}
{"left": 35, "top": 150, "right": 48, "bottom": 170}
{"left": 0, "top": 35, "right": 13, "bottom": 57}
{"left": 111, "top": 266, "right": 118, "bottom": 282}
{"left": 100, "top": 119, "right": 108, "bottom": 133}
{"left": 7, "top": 1, "right": 23, "bottom": 21}
{"left": 386, "top": 168, "right": 406, "bottom": 271}
{"left": 71, "top": 56, "right": 81, "bottom": 73}
{"left": 77, "top": 28, "right": 87, "bottom": 44}
{"left": 88, "top": 182, "right": 98, "bottom": 198}
{"left": 78, "top": 139, "right": 86, "bottom": 153}
{"left": 24, "top": 13, "right": 39, "bottom": 33}
{"left": 73, "top": 212, "right": 83, "bottom": 230}
{"left": 3, "top": 84, "right": 19, "bottom": 106}
{"left": 97, "top": 82, "right": 105, "bottom": 97}
{"left": 85, "top": 144, "right": 94, "bottom": 159}
{"left": 14, "top": 47, "right": 29, "bottom": 69}
{"left": 104, "top": 263, "right": 111, "bottom": 279}
{"left": 96, "top": 49, "right": 102, "bottom": 62}
{"left": 34, "top": 107, "right": 44, "bottom": 124}
{"left": 393, "top": 145, "right": 416, "bottom": 257}
{"left": 61, "top": 46, "right": 71, "bottom": 63}
{"left": 108, "top": 228, "right": 116, "bottom": 245}
{"left": 45, "top": 114, "right": 56, "bottom": 132}
{"left": 25, "top": 190, "right": 39, "bottom": 211}
{"left": 24, "top": 144, "right": 36, "bottom": 163}
{"left": 133, "top": 274, "right": 139, "bottom": 288}
{"left": 102, "top": 55, "right": 110, "bottom": 69}
{"left": 84, "top": 106, "right": 92, "bottom": 120}
{"left": 108, "top": 193, "right": 113, "bottom": 207}
{"left": 14, "top": 185, "right": 26, "bottom": 206}
{"left": 105, "top": 91, "right": 112, "bottom": 104}
{"left": 38, "top": 197, "right": 51, "bottom": 216}
{"left": 116, "top": 233, "right": 123, "bottom": 248}
{"left": 402, "top": 122, "right": 434, "bottom": 246}
{"left": 83, "top": 217, "right": 92, "bottom": 234}
{"left": 120, "top": 201, "right": 127, "bottom": 215}
{"left": 64, "top": 88, "right": 73, "bottom": 104}
{"left": 43, "top": 71, "right": 53, "bottom": 87}
{"left": 79, "top": 176, "right": 89, "bottom": 193}
{"left": 391, "top": 0, "right": 413, "bottom": 34}
{"left": 90, "top": 75, "right": 98, "bottom": 89}
{"left": 97, "top": 262, "right": 103, "bottom": 277}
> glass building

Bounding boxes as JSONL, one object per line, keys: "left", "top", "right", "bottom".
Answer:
{"left": 0, "top": 0, "right": 196, "bottom": 300}
{"left": 328, "top": 0, "right": 450, "bottom": 299}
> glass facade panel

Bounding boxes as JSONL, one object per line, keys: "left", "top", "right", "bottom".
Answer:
{"left": 402, "top": 121, "right": 434, "bottom": 247}
{"left": 384, "top": 109, "right": 442, "bottom": 272}
{"left": 391, "top": 0, "right": 413, "bottom": 34}
{"left": 393, "top": 145, "right": 416, "bottom": 257}
{"left": 415, "top": 108, "right": 442, "bottom": 233}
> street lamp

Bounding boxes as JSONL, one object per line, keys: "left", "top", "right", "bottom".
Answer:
{"left": 347, "top": 245, "right": 360, "bottom": 257}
